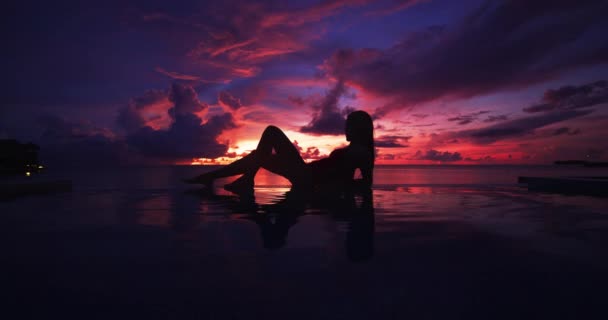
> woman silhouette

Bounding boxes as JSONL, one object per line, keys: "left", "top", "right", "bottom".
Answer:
{"left": 185, "top": 110, "right": 374, "bottom": 194}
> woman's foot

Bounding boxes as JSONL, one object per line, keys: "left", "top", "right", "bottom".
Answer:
{"left": 224, "top": 175, "right": 254, "bottom": 195}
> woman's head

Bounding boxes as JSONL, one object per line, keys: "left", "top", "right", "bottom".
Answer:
{"left": 345, "top": 110, "right": 374, "bottom": 147}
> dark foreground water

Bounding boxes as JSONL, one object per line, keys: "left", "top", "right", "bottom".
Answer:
{"left": 2, "top": 165, "right": 608, "bottom": 319}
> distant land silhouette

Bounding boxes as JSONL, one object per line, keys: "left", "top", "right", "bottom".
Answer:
{"left": 0, "top": 139, "right": 42, "bottom": 175}
{"left": 554, "top": 160, "right": 608, "bottom": 167}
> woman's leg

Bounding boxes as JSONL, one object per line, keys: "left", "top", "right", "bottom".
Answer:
{"left": 225, "top": 126, "right": 306, "bottom": 191}
{"left": 184, "top": 151, "right": 258, "bottom": 186}
{"left": 259, "top": 154, "right": 308, "bottom": 186}
{"left": 186, "top": 126, "right": 305, "bottom": 188}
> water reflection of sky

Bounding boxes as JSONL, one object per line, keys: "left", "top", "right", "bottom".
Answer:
{"left": 4, "top": 183, "right": 607, "bottom": 263}
{"left": 4, "top": 167, "right": 608, "bottom": 318}
{"left": 0, "top": 167, "right": 608, "bottom": 319}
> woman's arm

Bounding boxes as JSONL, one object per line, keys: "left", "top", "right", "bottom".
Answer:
{"left": 347, "top": 145, "right": 374, "bottom": 189}
{"left": 360, "top": 164, "right": 373, "bottom": 188}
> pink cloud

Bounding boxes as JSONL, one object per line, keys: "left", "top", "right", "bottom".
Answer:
{"left": 138, "top": 0, "right": 400, "bottom": 88}
{"left": 154, "top": 67, "right": 200, "bottom": 81}
{"left": 293, "top": 140, "right": 328, "bottom": 161}
{"left": 117, "top": 89, "right": 173, "bottom": 132}
{"left": 260, "top": 0, "right": 371, "bottom": 28}
{"left": 122, "top": 83, "right": 238, "bottom": 160}
{"left": 365, "top": 0, "right": 428, "bottom": 16}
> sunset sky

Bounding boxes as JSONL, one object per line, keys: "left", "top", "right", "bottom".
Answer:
{"left": 2, "top": 0, "right": 608, "bottom": 166}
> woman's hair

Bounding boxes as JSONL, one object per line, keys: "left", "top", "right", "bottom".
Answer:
{"left": 346, "top": 110, "right": 375, "bottom": 165}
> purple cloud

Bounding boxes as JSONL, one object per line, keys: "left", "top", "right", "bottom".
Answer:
{"left": 375, "top": 135, "right": 411, "bottom": 148}
{"left": 35, "top": 115, "right": 134, "bottom": 167}
{"left": 218, "top": 91, "right": 243, "bottom": 110}
{"left": 523, "top": 80, "right": 608, "bottom": 113}
{"left": 413, "top": 149, "right": 462, "bottom": 162}
{"left": 323, "top": 1, "right": 608, "bottom": 116}
{"left": 155, "top": 67, "right": 201, "bottom": 81}
{"left": 552, "top": 127, "right": 580, "bottom": 136}
{"left": 468, "top": 110, "right": 591, "bottom": 143}
{"left": 168, "top": 83, "right": 208, "bottom": 117}
{"left": 447, "top": 111, "right": 490, "bottom": 125}
{"left": 293, "top": 140, "right": 327, "bottom": 161}
{"left": 127, "top": 112, "right": 237, "bottom": 160}
{"left": 300, "top": 80, "right": 349, "bottom": 135}
{"left": 126, "top": 83, "right": 236, "bottom": 160}
{"left": 483, "top": 115, "right": 509, "bottom": 123}
{"left": 431, "top": 109, "right": 593, "bottom": 146}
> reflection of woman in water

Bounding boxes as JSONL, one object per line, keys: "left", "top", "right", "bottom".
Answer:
{"left": 186, "top": 110, "right": 374, "bottom": 194}
{"left": 251, "top": 188, "right": 375, "bottom": 261}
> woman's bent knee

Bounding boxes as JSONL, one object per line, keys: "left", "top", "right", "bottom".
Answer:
{"left": 263, "top": 125, "right": 283, "bottom": 137}
{"left": 265, "top": 125, "right": 280, "bottom": 132}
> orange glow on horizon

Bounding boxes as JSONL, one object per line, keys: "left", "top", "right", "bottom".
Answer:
{"left": 190, "top": 157, "right": 238, "bottom": 165}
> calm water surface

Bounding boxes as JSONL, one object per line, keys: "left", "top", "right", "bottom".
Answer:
{"left": 5, "top": 165, "right": 608, "bottom": 260}
{"left": 27, "top": 164, "right": 608, "bottom": 189}
{"left": 3, "top": 165, "right": 608, "bottom": 318}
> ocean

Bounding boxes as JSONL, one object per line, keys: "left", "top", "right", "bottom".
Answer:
{"left": 2, "top": 165, "right": 608, "bottom": 318}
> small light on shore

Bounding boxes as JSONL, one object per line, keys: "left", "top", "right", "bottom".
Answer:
{"left": 26, "top": 171, "right": 31, "bottom": 177}
{"left": 38, "top": 165, "right": 44, "bottom": 169}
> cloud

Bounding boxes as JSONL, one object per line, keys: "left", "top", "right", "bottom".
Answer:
{"left": 38, "top": 115, "right": 114, "bottom": 141}
{"left": 118, "top": 83, "right": 208, "bottom": 134}
{"left": 411, "top": 114, "right": 429, "bottom": 119}
{"left": 366, "top": 0, "right": 428, "bottom": 16}
{"left": 411, "top": 123, "right": 436, "bottom": 127}
{"left": 377, "top": 153, "right": 396, "bottom": 160}
{"left": 523, "top": 80, "right": 608, "bottom": 113}
{"left": 375, "top": 135, "right": 411, "bottom": 148}
{"left": 127, "top": 112, "right": 237, "bottom": 159}
{"left": 448, "top": 112, "right": 509, "bottom": 125}
{"left": 413, "top": 149, "right": 462, "bottom": 162}
{"left": 126, "top": 83, "right": 236, "bottom": 160}
{"left": 292, "top": 140, "right": 327, "bottom": 161}
{"left": 467, "top": 110, "right": 592, "bottom": 144}
{"left": 552, "top": 127, "right": 581, "bottom": 136}
{"left": 446, "top": 109, "right": 592, "bottom": 145}
{"left": 116, "top": 106, "right": 146, "bottom": 133}
{"left": 483, "top": 114, "right": 509, "bottom": 123}
{"left": 288, "top": 95, "right": 315, "bottom": 107}
{"left": 242, "top": 110, "right": 276, "bottom": 123}
{"left": 428, "top": 81, "right": 599, "bottom": 146}
{"left": 35, "top": 115, "right": 134, "bottom": 167}
{"left": 218, "top": 91, "right": 243, "bottom": 110}
{"left": 464, "top": 155, "right": 495, "bottom": 162}
{"left": 155, "top": 67, "right": 200, "bottom": 81}
{"left": 130, "top": 89, "right": 168, "bottom": 110}
{"left": 34, "top": 82, "right": 235, "bottom": 165}
{"left": 148, "top": 0, "right": 426, "bottom": 88}
{"left": 259, "top": 0, "right": 371, "bottom": 28}
{"left": 447, "top": 110, "right": 490, "bottom": 125}
{"left": 300, "top": 80, "right": 349, "bottom": 135}
{"left": 323, "top": 1, "right": 608, "bottom": 116}
{"left": 168, "top": 82, "right": 208, "bottom": 117}
{"left": 172, "top": 0, "right": 385, "bottom": 82}
{"left": 117, "top": 88, "right": 174, "bottom": 132}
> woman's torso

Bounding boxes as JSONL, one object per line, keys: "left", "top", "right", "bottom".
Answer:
{"left": 307, "top": 147, "right": 356, "bottom": 186}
